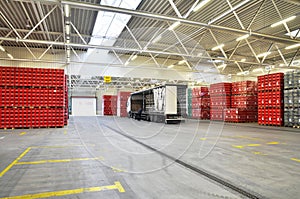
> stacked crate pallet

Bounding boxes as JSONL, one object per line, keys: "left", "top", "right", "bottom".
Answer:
{"left": 64, "top": 75, "right": 68, "bottom": 125}
{"left": 284, "top": 71, "right": 300, "bottom": 128}
{"left": 210, "top": 83, "right": 232, "bottom": 121}
{"left": 0, "top": 66, "right": 65, "bottom": 129}
{"left": 191, "top": 87, "right": 210, "bottom": 119}
{"left": 102, "top": 95, "right": 117, "bottom": 115}
{"left": 224, "top": 81, "right": 258, "bottom": 123}
{"left": 187, "top": 88, "right": 192, "bottom": 118}
{"left": 117, "top": 91, "right": 131, "bottom": 117}
{"left": 257, "top": 73, "right": 284, "bottom": 126}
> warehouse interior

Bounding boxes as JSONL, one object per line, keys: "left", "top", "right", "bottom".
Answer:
{"left": 0, "top": 0, "right": 300, "bottom": 198}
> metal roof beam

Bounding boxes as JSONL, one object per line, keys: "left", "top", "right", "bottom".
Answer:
{"left": 60, "top": 0, "right": 299, "bottom": 44}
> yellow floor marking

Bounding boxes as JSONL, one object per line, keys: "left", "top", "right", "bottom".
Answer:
{"left": 232, "top": 145, "right": 244, "bottom": 149}
{"left": 267, "top": 142, "right": 279, "bottom": 145}
{"left": 236, "top": 135, "right": 264, "bottom": 141}
{"left": 111, "top": 167, "right": 125, "bottom": 173}
{"left": 0, "top": 147, "right": 31, "bottom": 177}
{"left": 15, "top": 157, "right": 104, "bottom": 165}
{"left": 247, "top": 144, "right": 261, "bottom": 147}
{"left": 0, "top": 181, "right": 125, "bottom": 199}
{"left": 63, "top": 131, "right": 67, "bottom": 135}
{"left": 200, "top": 138, "right": 207, "bottom": 141}
{"left": 30, "top": 145, "right": 94, "bottom": 149}
{"left": 19, "top": 132, "right": 26, "bottom": 136}
{"left": 252, "top": 151, "right": 267, "bottom": 156}
{"left": 291, "top": 158, "right": 300, "bottom": 163}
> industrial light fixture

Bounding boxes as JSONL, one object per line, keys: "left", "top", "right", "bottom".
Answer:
{"left": 7, "top": 53, "right": 13, "bottom": 59}
{"left": 236, "top": 34, "right": 250, "bottom": 41}
{"left": 193, "top": 0, "right": 211, "bottom": 12}
{"left": 0, "top": 45, "right": 5, "bottom": 52}
{"left": 252, "top": 68, "right": 263, "bottom": 73}
{"left": 212, "top": 44, "right": 224, "bottom": 51}
{"left": 236, "top": 71, "right": 249, "bottom": 75}
{"left": 65, "top": 25, "right": 70, "bottom": 35}
{"left": 241, "top": 58, "right": 246, "bottom": 62}
{"left": 236, "top": 71, "right": 244, "bottom": 75}
{"left": 271, "top": 16, "right": 296, "bottom": 28}
{"left": 285, "top": 43, "right": 300, "bottom": 50}
{"left": 64, "top": 5, "right": 70, "bottom": 17}
{"left": 124, "top": 61, "right": 129, "bottom": 66}
{"left": 152, "top": 35, "right": 162, "bottom": 43}
{"left": 217, "top": 64, "right": 227, "bottom": 69}
{"left": 167, "top": 64, "right": 174, "bottom": 69}
{"left": 279, "top": 63, "right": 286, "bottom": 67}
{"left": 168, "top": 21, "right": 181, "bottom": 31}
{"left": 178, "top": 60, "right": 186, "bottom": 65}
{"left": 257, "top": 52, "right": 271, "bottom": 58}
{"left": 131, "top": 54, "right": 138, "bottom": 61}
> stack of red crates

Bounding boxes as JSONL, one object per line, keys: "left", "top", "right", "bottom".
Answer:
{"left": 210, "top": 83, "right": 232, "bottom": 121}
{"left": 0, "top": 66, "right": 65, "bottom": 129}
{"left": 224, "top": 81, "right": 258, "bottom": 122}
{"left": 191, "top": 87, "right": 210, "bottom": 119}
{"left": 102, "top": 95, "right": 117, "bottom": 115}
{"left": 64, "top": 75, "right": 68, "bottom": 125}
{"left": 117, "top": 92, "right": 131, "bottom": 117}
{"left": 257, "top": 73, "right": 284, "bottom": 126}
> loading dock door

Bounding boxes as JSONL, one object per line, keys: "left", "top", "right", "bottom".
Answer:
{"left": 72, "top": 97, "right": 96, "bottom": 116}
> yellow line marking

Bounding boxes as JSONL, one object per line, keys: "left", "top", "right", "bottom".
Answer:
{"left": 200, "top": 138, "right": 207, "bottom": 141}
{"left": 0, "top": 147, "right": 31, "bottom": 178}
{"left": 252, "top": 151, "right": 267, "bottom": 156}
{"left": 232, "top": 145, "right": 244, "bottom": 149}
{"left": 267, "top": 142, "right": 279, "bottom": 145}
{"left": 63, "top": 131, "right": 67, "bottom": 135}
{"left": 15, "top": 157, "right": 104, "bottom": 165}
{"left": 0, "top": 181, "right": 125, "bottom": 199}
{"left": 291, "top": 158, "right": 300, "bottom": 163}
{"left": 111, "top": 167, "right": 125, "bottom": 173}
{"left": 235, "top": 135, "right": 264, "bottom": 141}
{"left": 247, "top": 144, "right": 261, "bottom": 147}
{"left": 19, "top": 132, "right": 26, "bottom": 136}
{"left": 30, "top": 144, "right": 95, "bottom": 149}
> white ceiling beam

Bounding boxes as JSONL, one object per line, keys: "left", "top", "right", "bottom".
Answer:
{"left": 275, "top": 45, "right": 288, "bottom": 66}
{"left": 167, "top": 0, "right": 182, "bottom": 18}
{"left": 38, "top": 34, "right": 62, "bottom": 59}
{"left": 0, "top": 11, "right": 37, "bottom": 59}
{"left": 70, "top": 22, "right": 87, "bottom": 44}
{"left": 60, "top": 0, "right": 300, "bottom": 44}
{"left": 271, "top": 0, "right": 293, "bottom": 39}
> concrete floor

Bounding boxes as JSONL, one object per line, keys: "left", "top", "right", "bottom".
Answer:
{"left": 0, "top": 116, "right": 299, "bottom": 199}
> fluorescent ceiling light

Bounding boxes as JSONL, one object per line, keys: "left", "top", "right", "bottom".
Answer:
{"left": 65, "top": 25, "right": 70, "bottom": 35}
{"left": 236, "top": 71, "right": 249, "bottom": 75}
{"left": 236, "top": 34, "right": 250, "bottom": 41}
{"left": 208, "top": 59, "right": 223, "bottom": 63}
{"left": 178, "top": 60, "right": 186, "bottom": 65}
{"left": 285, "top": 43, "right": 300, "bottom": 50}
{"left": 193, "top": 0, "right": 211, "bottom": 12}
{"left": 217, "top": 64, "right": 227, "bottom": 68}
{"left": 0, "top": 45, "right": 5, "bottom": 51}
{"left": 152, "top": 35, "right": 162, "bottom": 43}
{"left": 124, "top": 61, "right": 129, "bottom": 66}
{"left": 168, "top": 64, "right": 174, "bottom": 69}
{"left": 271, "top": 16, "right": 296, "bottom": 28}
{"left": 285, "top": 29, "right": 300, "bottom": 38}
{"left": 252, "top": 68, "right": 263, "bottom": 73}
{"left": 168, "top": 21, "right": 181, "bottom": 31}
{"left": 7, "top": 53, "right": 13, "bottom": 59}
{"left": 279, "top": 63, "right": 286, "bottom": 67}
{"left": 212, "top": 44, "right": 224, "bottom": 51}
{"left": 131, "top": 54, "right": 138, "bottom": 61}
{"left": 64, "top": 5, "right": 70, "bottom": 17}
{"left": 257, "top": 52, "right": 271, "bottom": 58}
{"left": 236, "top": 71, "right": 244, "bottom": 75}
{"left": 241, "top": 58, "right": 246, "bottom": 62}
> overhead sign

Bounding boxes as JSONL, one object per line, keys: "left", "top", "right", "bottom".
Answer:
{"left": 104, "top": 76, "right": 111, "bottom": 83}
